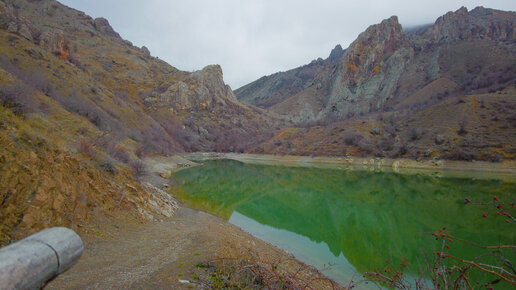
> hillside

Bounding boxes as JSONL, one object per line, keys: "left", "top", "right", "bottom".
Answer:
{"left": 0, "top": 0, "right": 285, "bottom": 244}
{"left": 0, "top": 0, "right": 282, "bottom": 155}
{"left": 237, "top": 7, "right": 516, "bottom": 161}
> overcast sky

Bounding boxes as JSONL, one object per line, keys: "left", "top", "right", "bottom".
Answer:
{"left": 58, "top": 0, "right": 516, "bottom": 89}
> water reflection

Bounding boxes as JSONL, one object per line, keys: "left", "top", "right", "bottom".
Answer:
{"left": 171, "top": 159, "right": 516, "bottom": 284}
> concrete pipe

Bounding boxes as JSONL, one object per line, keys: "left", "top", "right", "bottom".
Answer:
{"left": 0, "top": 227, "right": 84, "bottom": 289}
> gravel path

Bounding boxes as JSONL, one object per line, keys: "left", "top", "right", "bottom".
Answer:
{"left": 46, "top": 204, "right": 333, "bottom": 289}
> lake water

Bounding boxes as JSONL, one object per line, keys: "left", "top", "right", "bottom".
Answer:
{"left": 171, "top": 159, "right": 516, "bottom": 286}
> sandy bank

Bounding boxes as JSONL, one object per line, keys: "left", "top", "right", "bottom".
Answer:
{"left": 183, "top": 152, "right": 516, "bottom": 182}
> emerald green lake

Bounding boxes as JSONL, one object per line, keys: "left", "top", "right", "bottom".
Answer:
{"left": 171, "top": 159, "right": 516, "bottom": 286}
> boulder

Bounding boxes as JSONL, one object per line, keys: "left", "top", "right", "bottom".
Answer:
{"left": 370, "top": 127, "right": 380, "bottom": 135}
{"left": 434, "top": 134, "right": 445, "bottom": 145}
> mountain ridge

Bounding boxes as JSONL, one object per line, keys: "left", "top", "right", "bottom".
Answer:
{"left": 236, "top": 6, "right": 516, "bottom": 123}
{"left": 236, "top": 6, "right": 516, "bottom": 161}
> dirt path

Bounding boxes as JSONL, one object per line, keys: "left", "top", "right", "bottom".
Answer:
{"left": 46, "top": 203, "right": 336, "bottom": 289}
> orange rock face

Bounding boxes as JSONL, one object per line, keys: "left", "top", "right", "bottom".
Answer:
{"left": 53, "top": 33, "right": 70, "bottom": 60}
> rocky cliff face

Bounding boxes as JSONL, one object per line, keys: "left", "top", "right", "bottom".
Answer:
{"left": 324, "top": 15, "right": 409, "bottom": 119}
{"left": 237, "top": 7, "right": 516, "bottom": 124}
{"left": 243, "top": 7, "right": 516, "bottom": 161}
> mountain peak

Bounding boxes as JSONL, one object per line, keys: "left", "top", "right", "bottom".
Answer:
{"left": 382, "top": 15, "right": 400, "bottom": 26}
{"left": 328, "top": 44, "right": 344, "bottom": 61}
{"left": 357, "top": 15, "right": 403, "bottom": 45}
{"left": 455, "top": 6, "right": 469, "bottom": 15}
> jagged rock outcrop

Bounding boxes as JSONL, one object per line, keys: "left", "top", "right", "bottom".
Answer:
{"left": 143, "top": 64, "right": 238, "bottom": 110}
{"left": 423, "top": 6, "right": 516, "bottom": 43}
{"left": 326, "top": 15, "right": 409, "bottom": 118}
{"left": 141, "top": 46, "right": 151, "bottom": 57}
{"left": 93, "top": 17, "right": 121, "bottom": 39}
{"left": 192, "top": 64, "right": 238, "bottom": 103}
{"left": 236, "top": 7, "right": 516, "bottom": 123}
{"left": 328, "top": 44, "right": 344, "bottom": 62}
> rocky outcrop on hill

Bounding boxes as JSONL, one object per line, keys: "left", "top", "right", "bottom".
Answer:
{"left": 423, "top": 6, "right": 516, "bottom": 43}
{"left": 237, "top": 7, "right": 516, "bottom": 124}
{"left": 0, "top": 1, "right": 41, "bottom": 43}
{"left": 324, "top": 16, "right": 408, "bottom": 118}
{"left": 93, "top": 17, "right": 121, "bottom": 39}
{"left": 142, "top": 65, "right": 238, "bottom": 110}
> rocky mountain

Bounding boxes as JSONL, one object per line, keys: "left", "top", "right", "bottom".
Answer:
{"left": 239, "top": 7, "right": 516, "bottom": 161}
{"left": 236, "top": 7, "right": 516, "bottom": 123}
{"left": 0, "top": 0, "right": 281, "bottom": 155}
{"left": 235, "top": 44, "right": 344, "bottom": 108}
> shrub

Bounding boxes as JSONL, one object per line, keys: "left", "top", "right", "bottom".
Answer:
{"left": 457, "top": 120, "right": 468, "bottom": 135}
{"left": 0, "top": 84, "right": 34, "bottom": 116}
{"left": 254, "top": 146, "right": 264, "bottom": 154}
{"left": 273, "top": 139, "right": 283, "bottom": 146}
{"left": 485, "top": 152, "right": 503, "bottom": 163}
{"left": 77, "top": 139, "right": 95, "bottom": 158}
{"left": 50, "top": 90, "right": 120, "bottom": 131}
{"left": 479, "top": 99, "right": 486, "bottom": 108}
{"left": 384, "top": 123, "right": 398, "bottom": 137}
{"left": 344, "top": 131, "right": 363, "bottom": 145}
{"left": 106, "top": 143, "right": 131, "bottom": 163}
{"left": 376, "top": 136, "right": 395, "bottom": 152}
{"left": 446, "top": 149, "right": 476, "bottom": 161}
{"left": 394, "top": 142, "right": 408, "bottom": 157}
{"left": 358, "top": 138, "right": 374, "bottom": 154}
{"left": 77, "top": 127, "right": 89, "bottom": 135}
{"left": 408, "top": 128, "right": 423, "bottom": 141}
{"left": 156, "top": 84, "right": 170, "bottom": 93}
{"left": 130, "top": 159, "right": 147, "bottom": 180}
{"left": 135, "top": 146, "right": 146, "bottom": 158}
{"left": 98, "top": 159, "right": 117, "bottom": 175}
{"left": 114, "top": 90, "right": 129, "bottom": 101}
{"left": 101, "top": 60, "right": 113, "bottom": 72}
{"left": 0, "top": 56, "right": 53, "bottom": 96}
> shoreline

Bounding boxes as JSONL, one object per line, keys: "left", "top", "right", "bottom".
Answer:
{"left": 47, "top": 155, "right": 342, "bottom": 289}
{"left": 181, "top": 152, "right": 516, "bottom": 182}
